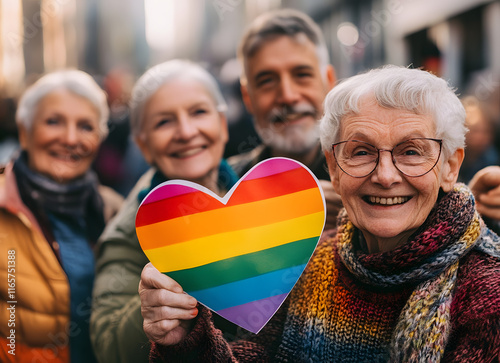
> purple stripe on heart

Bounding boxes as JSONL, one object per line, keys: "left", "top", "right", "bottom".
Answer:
{"left": 215, "top": 293, "right": 289, "bottom": 334}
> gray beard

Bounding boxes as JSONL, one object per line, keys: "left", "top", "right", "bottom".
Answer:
{"left": 254, "top": 122, "right": 320, "bottom": 155}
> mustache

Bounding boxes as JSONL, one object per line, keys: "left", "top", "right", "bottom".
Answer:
{"left": 268, "top": 103, "right": 317, "bottom": 124}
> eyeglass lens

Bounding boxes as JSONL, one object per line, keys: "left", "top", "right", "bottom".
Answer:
{"left": 333, "top": 138, "right": 441, "bottom": 177}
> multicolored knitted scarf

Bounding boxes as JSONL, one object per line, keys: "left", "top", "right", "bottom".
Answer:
{"left": 279, "top": 184, "right": 500, "bottom": 362}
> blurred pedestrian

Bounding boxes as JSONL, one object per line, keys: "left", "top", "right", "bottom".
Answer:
{"left": 459, "top": 95, "right": 500, "bottom": 183}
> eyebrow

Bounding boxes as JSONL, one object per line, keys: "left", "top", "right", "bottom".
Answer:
{"left": 346, "top": 131, "right": 430, "bottom": 143}
{"left": 149, "top": 101, "right": 212, "bottom": 118}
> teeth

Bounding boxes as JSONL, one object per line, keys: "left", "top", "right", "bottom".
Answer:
{"left": 369, "top": 196, "right": 409, "bottom": 205}
{"left": 54, "top": 154, "right": 79, "bottom": 162}
{"left": 175, "top": 147, "right": 203, "bottom": 157}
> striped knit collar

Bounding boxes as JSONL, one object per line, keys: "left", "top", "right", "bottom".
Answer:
{"left": 337, "top": 184, "right": 481, "bottom": 288}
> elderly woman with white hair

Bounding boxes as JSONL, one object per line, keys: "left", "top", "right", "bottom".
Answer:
{"left": 90, "top": 59, "right": 238, "bottom": 363}
{"left": 0, "top": 70, "right": 123, "bottom": 363}
{"left": 140, "top": 65, "right": 500, "bottom": 362}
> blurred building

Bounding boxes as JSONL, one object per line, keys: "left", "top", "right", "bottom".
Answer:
{"left": 2, "top": 0, "right": 499, "bottom": 90}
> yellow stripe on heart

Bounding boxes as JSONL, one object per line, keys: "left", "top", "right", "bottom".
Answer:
{"left": 142, "top": 211, "right": 325, "bottom": 272}
{"left": 136, "top": 188, "right": 324, "bottom": 250}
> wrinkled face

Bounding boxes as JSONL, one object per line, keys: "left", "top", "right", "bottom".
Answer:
{"left": 325, "top": 96, "right": 463, "bottom": 248}
{"left": 136, "top": 78, "right": 228, "bottom": 183}
{"left": 242, "top": 35, "right": 334, "bottom": 154}
{"left": 19, "top": 90, "right": 101, "bottom": 183}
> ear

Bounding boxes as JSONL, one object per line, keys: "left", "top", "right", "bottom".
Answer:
{"left": 18, "top": 125, "right": 29, "bottom": 150}
{"left": 324, "top": 150, "right": 340, "bottom": 194}
{"left": 325, "top": 65, "right": 336, "bottom": 91}
{"left": 135, "top": 134, "right": 153, "bottom": 165}
{"left": 240, "top": 83, "right": 254, "bottom": 115}
{"left": 440, "top": 148, "right": 465, "bottom": 192}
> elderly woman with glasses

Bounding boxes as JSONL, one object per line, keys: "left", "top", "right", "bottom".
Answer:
{"left": 142, "top": 65, "right": 500, "bottom": 362}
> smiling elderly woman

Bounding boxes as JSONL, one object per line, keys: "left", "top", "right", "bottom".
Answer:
{"left": 90, "top": 60, "right": 239, "bottom": 363}
{"left": 140, "top": 65, "right": 500, "bottom": 363}
{"left": 0, "top": 70, "right": 123, "bottom": 363}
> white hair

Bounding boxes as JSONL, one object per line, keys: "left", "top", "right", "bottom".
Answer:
{"left": 16, "top": 69, "right": 109, "bottom": 138}
{"left": 130, "top": 59, "right": 227, "bottom": 137}
{"left": 319, "top": 65, "right": 466, "bottom": 159}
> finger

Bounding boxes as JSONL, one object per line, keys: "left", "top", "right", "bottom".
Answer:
{"left": 144, "top": 319, "right": 192, "bottom": 346}
{"left": 469, "top": 166, "right": 500, "bottom": 193}
{"left": 478, "top": 191, "right": 500, "bottom": 207}
{"left": 476, "top": 203, "right": 500, "bottom": 220}
{"left": 140, "top": 262, "right": 183, "bottom": 293}
{"left": 142, "top": 303, "right": 198, "bottom": 323}
{"left": 140, "top": 286, "right": 197, "bottom": 309}
{"left": 144, "top": 319, "right": 181, "bottom": 343}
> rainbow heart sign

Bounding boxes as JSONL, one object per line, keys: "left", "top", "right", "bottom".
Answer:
{"left": 135, "top": 157, "right": 326, "bottom": 334}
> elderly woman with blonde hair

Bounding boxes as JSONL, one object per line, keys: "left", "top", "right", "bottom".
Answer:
{"left": 0, "top": 70, "right": 122, "bottom": 363}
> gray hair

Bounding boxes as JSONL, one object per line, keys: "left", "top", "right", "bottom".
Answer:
{"left": 319, "top": 65, "right": 466, "bottom": 160}
{"left": 130, "top": 59, "right": 227, "bottom": 137}
{"left": 16, "top": 69, "right": 109, "bottom": 138}
{"left": 238, "top": 8, "right": 330, "bottom": 84}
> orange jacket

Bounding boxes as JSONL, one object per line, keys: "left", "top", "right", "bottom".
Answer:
{"left": 0, "top": 163, "right": 122, "bottom": 363}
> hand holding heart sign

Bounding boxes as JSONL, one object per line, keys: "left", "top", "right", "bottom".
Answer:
{"left": 136, "top": 158, "right": 326, "bottom": 334}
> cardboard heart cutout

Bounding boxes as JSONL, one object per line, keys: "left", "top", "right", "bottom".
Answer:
{"left": 136, "top": 157, "right": 326, "bottom": 333}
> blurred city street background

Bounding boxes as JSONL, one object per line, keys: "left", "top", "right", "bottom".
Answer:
{"left": 1, "top": 0, "right": 499, "bottom": 194}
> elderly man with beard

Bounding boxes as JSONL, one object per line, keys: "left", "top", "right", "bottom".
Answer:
{"left": 228, "top": 8, "right": 342, "bottom": 229}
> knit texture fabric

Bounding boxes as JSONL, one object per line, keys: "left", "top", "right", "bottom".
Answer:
{"left": 278, "top": 183, "right": 495, "bottom": 363}
{"left": 150, "top": 184, "right": 500, "bottom": 362}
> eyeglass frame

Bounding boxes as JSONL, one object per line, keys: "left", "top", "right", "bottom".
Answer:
{"left": 331, "top": 137, "right": 443, "bottom": 178}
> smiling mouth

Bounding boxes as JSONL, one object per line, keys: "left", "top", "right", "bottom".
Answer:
{"left": 50, "top": 151, "right": 82, "bottom": 162}
{"left": 272, "top": 112, "right": 314, "bottom": 124}
{"left": 366, "top": 196, "right": 411, "bottom": 205}
{"left": 172, "top": 146, "right": 206, "bottom": 158}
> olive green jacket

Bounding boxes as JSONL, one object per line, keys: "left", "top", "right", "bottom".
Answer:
{"left": 90, "top": 169, "right": 155, "bottom": 363}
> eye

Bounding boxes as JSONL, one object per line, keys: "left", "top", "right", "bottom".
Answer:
{"left": 45, "top": 117, "right": 60, "bottom": 125}
{"left": 403, "top": 149, "right": 419, "bottom": 156}
{"left": 154, "top": 118, "right": 173, "bottom": 129}
{"left": 351, "top": 146, "right": 376, "bottom": 157}
{"left": 192, "top": 108, "right": 208, "bottom": 116}
{"left": 295, "top": 71, "right": 314, "bottom": 79}
{"left": 398, "top": 142, "right": 424, "bottom": 157}
{"left": 79, "top": 120, "right": 95, "bottom": 132}
{"left": 255, "top": 75, "right": 276, "bottom": 88}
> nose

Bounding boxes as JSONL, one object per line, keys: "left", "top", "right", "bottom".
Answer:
{"left": 176, "top": 114, "right": 198, "bottom": 140}
{"left": 63, "top": 123, "right": 79, "bottom": 147}
{"left": 277, "top": 75, "right": 300, "bottom": 105}
{"left": 370, "top": 150, "right": 402, "bottom": 187}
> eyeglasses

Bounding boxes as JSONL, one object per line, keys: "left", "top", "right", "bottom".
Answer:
{"left": 332, "top": 138, "right": 443, "bottom": 178}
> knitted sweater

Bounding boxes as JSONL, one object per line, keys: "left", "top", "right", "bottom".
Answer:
{"left": 150, "top": 240, "right": 500, "bottom": 362}
{"left": 150, "top": 187, "right": 500, "bottom": 362}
